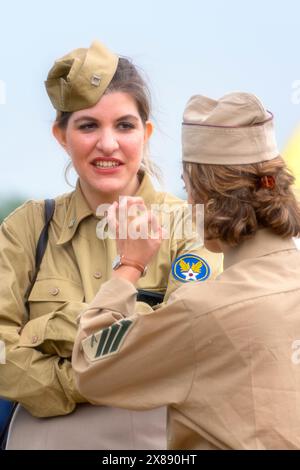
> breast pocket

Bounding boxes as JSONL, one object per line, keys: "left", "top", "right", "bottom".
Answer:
{"left": 28, "top": 278, "right": 85, "bottom": 319}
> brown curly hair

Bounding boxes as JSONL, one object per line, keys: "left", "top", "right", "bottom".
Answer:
{"left": 183, "top": 156, "right": 300, "bottom": 246}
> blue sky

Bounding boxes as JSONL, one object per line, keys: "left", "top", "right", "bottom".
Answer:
{"left": 0, "top": 0, "right": 300, "bottom": 201}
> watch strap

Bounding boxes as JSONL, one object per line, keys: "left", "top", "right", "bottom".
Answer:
{"left": 119, "top": 256, "right": 146, "bottom": 275}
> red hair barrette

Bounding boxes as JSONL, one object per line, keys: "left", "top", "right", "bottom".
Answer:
{"left": 259, "top": 175, "right": 276, "bottom": 189}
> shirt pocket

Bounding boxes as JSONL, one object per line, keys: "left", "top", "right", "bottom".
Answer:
{"left": 28, "top": 278, "right": 85, "bottom": 319}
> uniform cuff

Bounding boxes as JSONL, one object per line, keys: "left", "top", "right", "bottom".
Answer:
{"left": 18, "top": 313, "right": 53, "bottom": 348}
{"left": 85, "top": 278, "right": 138, "bottom": 317}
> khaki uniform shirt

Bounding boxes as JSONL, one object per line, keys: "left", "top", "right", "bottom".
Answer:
{"left": 0, "top": 174, "right": 222, "bottom": 448}
{"left": 73, "top": 229, "right": 300, "bottom": 450}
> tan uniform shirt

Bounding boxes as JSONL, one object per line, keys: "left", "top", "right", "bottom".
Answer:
{"left": 73, "top": 229, "right": 300, "bottom": 450}
{"left": 0, "top": 173, "right": 222, "bottom": 448}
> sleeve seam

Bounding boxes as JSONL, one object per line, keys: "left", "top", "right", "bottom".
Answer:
{"left": 2, "top": 220, "right": 35, "bottom": 261}
{"left": 180, "top": 297, "right": 198, "bottom": 405}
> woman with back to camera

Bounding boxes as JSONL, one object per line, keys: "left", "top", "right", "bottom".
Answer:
{"left": 0, "top": 41, "right": 222, "bottom": 449}
{"left": 72, "top": 92, "right": 300, "bottom": 450}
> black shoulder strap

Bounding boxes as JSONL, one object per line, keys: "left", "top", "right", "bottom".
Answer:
{"left": 35, "top": 199, "right": 56, "bottom": 273}
{"left": 24, "top": 199, "right": 55, "bottom": 311}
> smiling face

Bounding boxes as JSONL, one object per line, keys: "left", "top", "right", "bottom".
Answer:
{"left": 53, "top": 91, "right": 152, "bottom": 209}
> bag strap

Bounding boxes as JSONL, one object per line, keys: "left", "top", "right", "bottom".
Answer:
{"left": 24, "top": 199, "right": 55, "bottom": 315}
{"left": 35, "top": 199, "right": 56, "bottom": 274}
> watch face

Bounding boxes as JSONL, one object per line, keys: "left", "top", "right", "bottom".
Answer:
{"left": 112, "top": 254, "right": 121, "bottom": 270}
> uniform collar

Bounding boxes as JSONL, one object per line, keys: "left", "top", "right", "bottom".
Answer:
{"left": 224, "top": 228, "right": 298, "bottom": 270}
{"left": 135, "top": 172, "right": 159, "bottom": 206}
{"left": 57, "top": 181, "right": 93, "bottom": 245}
{"left": 57, "top": 173, "right": 157, "bottom": 245}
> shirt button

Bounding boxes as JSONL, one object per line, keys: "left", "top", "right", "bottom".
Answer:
{"left": 49, "top": 287, "right": 60, "bottom": 296}
{"left": 93, "top": 271, "right": 102, "bottom": 279}
{"left": 68, "top": 218, "right": 76, "bottom": 228}
{"left": 32, "top": 336, "right": 38, "bottom": 344}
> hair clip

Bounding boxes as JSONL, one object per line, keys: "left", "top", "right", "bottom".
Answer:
{"left": 260, "top": 175, "right": 275, "bottom": 189}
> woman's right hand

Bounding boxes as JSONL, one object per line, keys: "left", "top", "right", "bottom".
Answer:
{"left": 107, "top": 196, "right": 164, "bottom": 270}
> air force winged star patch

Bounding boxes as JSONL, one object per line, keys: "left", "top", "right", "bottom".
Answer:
{"left": 82, "top": 319, "right": 133, "bottom": 362}
{"left": 172, "top": 254, "right": 210, "bottom": 283}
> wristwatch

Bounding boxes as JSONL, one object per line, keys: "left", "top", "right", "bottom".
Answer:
{"left": 112, "top": 254, "right": 148, "bottom": 277}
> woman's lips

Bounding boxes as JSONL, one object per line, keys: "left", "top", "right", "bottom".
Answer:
{"left": 91, "top": 165, "right": 123, "bottom": 174}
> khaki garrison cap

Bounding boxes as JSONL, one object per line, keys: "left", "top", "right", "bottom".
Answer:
{"left": 182, "top": 92, "right": 279, "bottom": 164}
{"left": 45, "top": 40, "right": 119, "bottom": 112}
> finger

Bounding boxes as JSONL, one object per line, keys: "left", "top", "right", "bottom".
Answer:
{"left": 160, "top": 225, "right": 168, "bottom": 240}
{"left": 128, "top": 199, "right": 147, "bottom": 217}
{"left": 118, "top": 196, "right": 145, "bottom": 210}
{"left": 107, "top": 201, "right": 119, "bottom": 237}
{"left": 120, "top": 196, "right": 146, "bottom": 213}
{"left": 126, "top": 196, "right": 145, "bottom": 206}
{"left": 148, "top": 211, "right": 162, "bottom": 239}
{"left": 128, "top": 213, "right": 150, "bottom": 239}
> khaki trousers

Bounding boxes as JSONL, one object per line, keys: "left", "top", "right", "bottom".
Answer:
{"left": 6, "top": 404, "right": 167, "bottom": 450}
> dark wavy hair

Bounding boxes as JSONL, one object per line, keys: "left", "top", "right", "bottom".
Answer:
{"left": 183, "top": 156, "right": 300, "bottom": 246}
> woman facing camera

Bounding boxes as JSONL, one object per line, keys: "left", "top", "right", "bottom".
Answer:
{"left": 72, "top": 92, "right": 300, "bottom": 450}
{"left": 0, "top": 41, "right": 222, "bottom": 449}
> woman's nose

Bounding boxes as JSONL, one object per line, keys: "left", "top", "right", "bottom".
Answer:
{"left": 96, "top": 130, "right": 119, "bottom": 154}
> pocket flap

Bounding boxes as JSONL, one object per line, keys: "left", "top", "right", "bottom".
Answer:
{"left": 28, "top": 278, "right": 84, "bottom": 302}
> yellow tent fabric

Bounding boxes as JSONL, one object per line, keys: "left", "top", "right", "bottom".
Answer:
{"left": 282, "top": 125, "right": 300, "bottom": 191}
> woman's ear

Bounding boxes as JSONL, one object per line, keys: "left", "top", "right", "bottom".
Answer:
{"left": 144, "top": 121, "right": 154, "bottom": 143}
{"left": 52, "top": 123, "right": 67, "bottom": 150}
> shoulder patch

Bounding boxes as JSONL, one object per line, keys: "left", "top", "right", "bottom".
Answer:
{"left": 172, "top": 253, "right": 210, "bottom": 283}
{"left": 82, "top": 319, "right": 133, "bottom": 362}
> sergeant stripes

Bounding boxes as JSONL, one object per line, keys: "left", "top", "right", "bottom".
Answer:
{"left": 91, "top": 319, "right": 133, "bottom": 358}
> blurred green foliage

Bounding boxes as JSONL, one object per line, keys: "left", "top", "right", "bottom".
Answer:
{"left": 0, "top": 197, "right": 26, "bottom": 223}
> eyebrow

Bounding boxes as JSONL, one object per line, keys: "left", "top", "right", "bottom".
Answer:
{"left": 73, "top": 114, "right": 139, "bottom": 124}
{"left": 116, "top": 115, "right": 139, "bottom": 122}
{"left": 73, "top": 116, "right": 97, "bottom": 123}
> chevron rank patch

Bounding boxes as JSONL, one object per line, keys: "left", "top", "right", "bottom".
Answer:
{"left": 82, "top": 319, "right": 133, "bottom": 362}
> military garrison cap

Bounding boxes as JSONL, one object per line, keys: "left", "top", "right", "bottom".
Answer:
{"left": 45, "top": 40, "right": 119, "bottom": 112}
{"left": 182, "top": 92, "right": 279, "bottom": 164}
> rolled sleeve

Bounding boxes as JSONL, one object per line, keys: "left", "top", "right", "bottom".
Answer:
{"left": 88, "top": 278, "right": 138, "bottom": 313}
{"left": 80, "top": 278, "right": 139, "bottom": 337}
{"left": 18, "top": 300, "right": 88, "bottom": 357}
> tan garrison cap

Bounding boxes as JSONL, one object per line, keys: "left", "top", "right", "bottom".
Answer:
{"left": 182, "top": 92, "right": 279, "bottom": 164}
{"left": 45, "top": 40, "right": 119, "bottom": 112}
